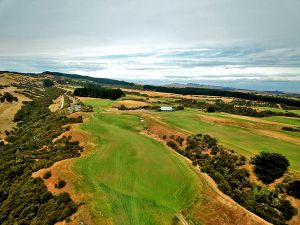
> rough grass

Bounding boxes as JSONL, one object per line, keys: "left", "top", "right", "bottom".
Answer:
{"left": 155, "top": 109, "right": 300, "bottom": 171}
{"left": 72, "top": 113, "right": 201, "bottom": 225}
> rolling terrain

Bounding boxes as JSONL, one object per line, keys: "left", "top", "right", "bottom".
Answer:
{"left": 1, "top": 72, "right": 300, "bottom": 225}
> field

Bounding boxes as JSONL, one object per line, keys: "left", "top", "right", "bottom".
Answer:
{"left": 72, "top": 113, "right": 201, "bottom": 225}
{"left": 152, "top": 109, "right": 300, "bottom": 171}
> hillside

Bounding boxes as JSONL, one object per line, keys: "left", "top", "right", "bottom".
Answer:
{"left": 0, "top": 72, "right": 300, "bottom": 225}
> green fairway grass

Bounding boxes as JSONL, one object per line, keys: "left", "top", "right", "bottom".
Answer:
{"left": 81, "top": 98, "right": 113, "bottom": 112}
{"left": 155, "top": 109, "right": 300, "bottom": 171}
{"left": 264, "top": 116, "right": 300, "bottom": 127}
{"left": 73, "top": 113, "right": 201, "bottom": 225}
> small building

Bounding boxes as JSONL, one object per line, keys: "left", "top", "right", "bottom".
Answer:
{"left": 160, "top": 106, "right": 173, "bottom": 111}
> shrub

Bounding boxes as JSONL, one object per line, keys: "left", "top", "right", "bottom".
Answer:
{"left": 287, "top": 180, "right": 300, "bottom": 199}
{"left": 57, "top": 180, "right": 66, "bottom": 189}
{"left": 43, "top": 79, "right": 54, "bottom": 87}
{"left": 251, "top": 152, "right": 290, "bottom": 184}
{"left": 167, "top": 141, "right": 178, "bottom": 150}
{"left": 118, "top": 105, "right": 126, "bottom": 110}
{"left": 43, "top": 171, "right": 52, "bottom": 179}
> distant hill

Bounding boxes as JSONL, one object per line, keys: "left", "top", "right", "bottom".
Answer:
{"left": 166, "top": 83, "right": 234, "bottom": 90}
{"left": 42, "top": 71, "right": 134, "bottom": 86}
{"left": 0, "top": 71, "right": 134, "bottom": 87}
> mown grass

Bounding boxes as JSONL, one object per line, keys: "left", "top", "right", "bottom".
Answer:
{"left": 155, "top": 109, "right": 300, "bottom": 171}
{"left": 72, "top": 113, "right": 201, "bottom": 225}
{"left": 264, "top": 116, "right": 300, "bottom": 127}
{"left": 81, "top": 98, "right": 113, "bottom": 112}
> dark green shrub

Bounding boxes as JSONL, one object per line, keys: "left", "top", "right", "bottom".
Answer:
{"left": 43, "top": 171, "right": 52, "bottom": 179}
{"left": 251, "top": 152, "right": 289, "bottom": 184}
{"left": 57, "top": 180, "right": 66, "bottom": 189}
{"left": 287, "top": 180, "right": 300, "bottom": 199}
{"left": 43, "top": 79, "right": 54, "bottom": 87}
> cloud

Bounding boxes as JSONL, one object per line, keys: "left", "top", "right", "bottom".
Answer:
{"left": 0, "top": 0, "right": 300, "bottom": 55}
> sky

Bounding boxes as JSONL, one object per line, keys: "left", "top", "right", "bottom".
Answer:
{"left": 0, "top": 0, "right": 300, "bottom": 91}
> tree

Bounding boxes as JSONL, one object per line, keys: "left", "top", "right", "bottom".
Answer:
{"left": 43, "top": 171, "right": 52, "bottom": 179}
{"left": 43, "top": 79, "right": 54, "bottom": 87}
{"left": 287, "top": 180, "right": 300, "bottom": 199}
{"left": 251, "top": 152, "right": 289, "bottom": 184}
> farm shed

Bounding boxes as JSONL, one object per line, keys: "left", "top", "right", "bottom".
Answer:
{"left": 160, "top": 106, "right": 173, "bottom": 111}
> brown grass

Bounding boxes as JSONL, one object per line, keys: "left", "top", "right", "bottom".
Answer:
{"left": 49, "top": 95, "right": 63, "bottom": 112}
{"left": 113, "top": 99, "right": 150, "bottom": 109}
{"left": 122, "top": 88, "right": 234, "bottom": 103}
{"left": 0, "top": 87, "right": 31, "bottom": 139}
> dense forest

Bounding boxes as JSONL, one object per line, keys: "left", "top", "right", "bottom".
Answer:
{"left": 143, "top": 85, "right": 300, "bottom": 107}
{"left": 0, "top": 87, "right": 83, "bottom": 224}
{"left": 74, "top": 84, "right": 125, "bottom": 100}
{"left": 167, "top": 134, "right": 298, "bottom": 225}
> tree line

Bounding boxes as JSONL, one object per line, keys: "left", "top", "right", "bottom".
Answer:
{"left": 73, "top": 84, "right": 125, "bottom": 100}
{"left": 143, "top": 85, "right": 300, "bottom": 107}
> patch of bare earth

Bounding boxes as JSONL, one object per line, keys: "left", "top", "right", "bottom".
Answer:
{"left": 143, "top": 116, "right": 270, "bottom": 225}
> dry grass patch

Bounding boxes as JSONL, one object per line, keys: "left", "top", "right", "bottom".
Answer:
{"left": 49, "top": 95, "right": 63, "bottom": 112}
{"left": 0, "top": 87, "right": 31, "bottom": 139}
{"left": 113, "top": 99, "right": 150, "bottom": 109}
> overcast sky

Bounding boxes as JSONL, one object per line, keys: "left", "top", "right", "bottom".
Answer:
{"left": 0, "top": 0, "right": 300, "bottom": 90}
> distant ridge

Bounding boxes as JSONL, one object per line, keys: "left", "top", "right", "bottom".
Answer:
{"left": 166, "top": 82, "right": 234, "bottom": 90}
{"left": 165, "top": 82, "right": 292, "bottom": 95}
{"left": 0, "top": 70, "right": 134, "bottom": 86}
{"left": 42, "top": 71, "right": 134, "bottom": 86}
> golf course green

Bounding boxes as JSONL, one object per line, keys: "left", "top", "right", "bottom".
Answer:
{"left": 72, "top": 113, "right": 201, "bottom": 225}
